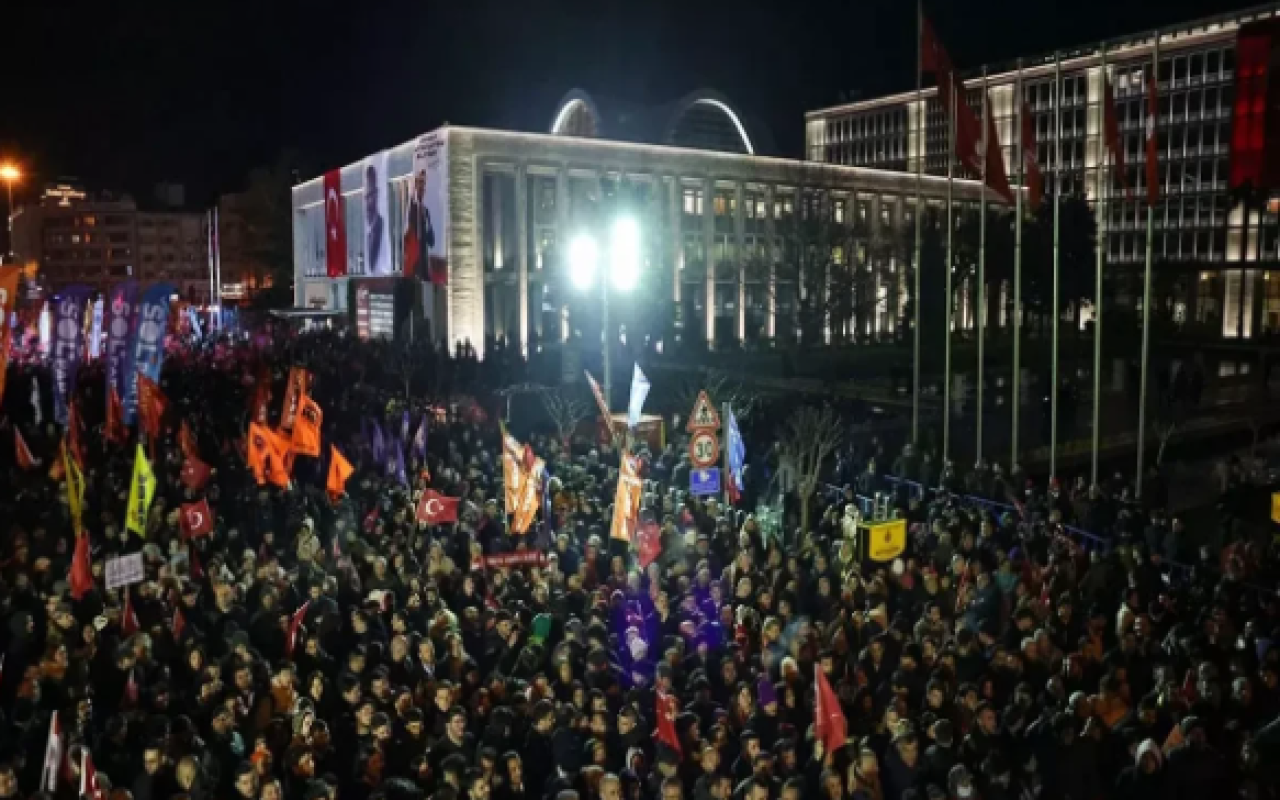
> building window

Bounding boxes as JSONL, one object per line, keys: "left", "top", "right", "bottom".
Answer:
{"left": 833, "top": 200, "right": 846, "bottom": 224}
{"left": 682, "top": 189, "right": 703, "bottom": 216}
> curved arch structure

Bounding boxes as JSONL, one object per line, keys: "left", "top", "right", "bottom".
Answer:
{"left": 663, "top": 90, "right": 755, "bottom": 155}
{"left": 549, "top": 90, "right": 601, "bottom": 138}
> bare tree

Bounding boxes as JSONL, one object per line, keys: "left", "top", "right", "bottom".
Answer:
{"left": 778, "top": 405, "right": 844, "bottom": 534}
{"left": 539, "top": 386, "right": 591, "bottom": 454}
{"left": 667, "top": 369, "right": 763, "bottom": 425}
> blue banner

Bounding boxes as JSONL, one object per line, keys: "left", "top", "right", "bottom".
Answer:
{"left": 690, "top": 467, "right": 721, "bottom": 496}
{"left": 51, "top": 285, "right": 92, "bottom": 425}
{"left": 106, "top": 281, "right": 138, "bottom": 403}
{"left": 124, "top": 283, "right": 174, "bottom": 425}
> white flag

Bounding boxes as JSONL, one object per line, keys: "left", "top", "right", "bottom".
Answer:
{"left": 42, "top": 711, "right": 62, "bottom": 792}
{"left": 627, "top": 364, "right": 650, "bottom": 428}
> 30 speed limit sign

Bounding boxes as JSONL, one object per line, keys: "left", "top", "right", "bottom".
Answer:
{"left": 688, "top": 430, "right": 720, "bottom": 468}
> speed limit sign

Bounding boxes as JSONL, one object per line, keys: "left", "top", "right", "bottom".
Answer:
{"left": 688, "top": 430, "right": 720, "bottom": 468}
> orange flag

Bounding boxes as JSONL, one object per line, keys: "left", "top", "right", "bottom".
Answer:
{"left": 291, "top": 396, "right": 323, "bottom": 457}
{"left": 14, "top": 428, "right": 37, "bottom": 470}
{"left": 326, "top": 445, "right": 354, "bottom": 501}
{"left": 106, "top": 386, "right": 128, "bottom": 445}
{"left": 136, "top": 373, "right": 168, "bottom": 442}
{"left": 280, "top": 367, "right": 311, "bottom": 431}
{"left": 248, "top": 423, "right": 291, "bottom": 488}
{"left": 610, "top": 455, "right": 643, "bottom": 543}
{"left": 69, "top": 532, "right": 93, "bottom": 601}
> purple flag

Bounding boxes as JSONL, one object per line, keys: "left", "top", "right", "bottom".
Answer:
{"left": 400, "top": 408, "right": 411, "bottom": 442}
{"left": 411, "top": 415, "right": 428, "bottom": 461}
{"left": 370, "top": 421, "right": 386, "bottom": 465}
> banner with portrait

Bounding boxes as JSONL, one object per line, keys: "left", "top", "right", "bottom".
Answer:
{"left": 404, "top": 133, "right": 449, "bottom": 286}
{"left": 360, "top": 151, "right": 392, "bottom": 276}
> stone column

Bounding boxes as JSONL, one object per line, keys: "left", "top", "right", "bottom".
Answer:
{"left": 765, "top": 185, "right": 777, "bottom": 341}
{"left": 734, "top": 181, "right": 746, "bottom": 343}
{"left": 703, "top": 177, "right": 715, "bottom": 348}
{"left": 556, "top": 166, "right": 570, "bottom": 342}
{"left": 515, "top": 165, "right": 529, "bottom": 357}
{"left": 669, "top": 177, "right": 682, "bottom": 304}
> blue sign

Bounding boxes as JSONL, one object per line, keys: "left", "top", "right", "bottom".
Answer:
{"left": 690, "top": 467, "right": 721, "bottom": 496}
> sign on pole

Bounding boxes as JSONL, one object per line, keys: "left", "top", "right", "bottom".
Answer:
{"left": 104, "top": 553, "right": 145, "bottom": 591}
{"left": 686, "top": 390, "right": 721, "bottom": 433}
{"left": 690, "top": 467, "right": 721, "bottom": 496}
{"left": 689, "top": 430, "right": 720, "bottom": 468}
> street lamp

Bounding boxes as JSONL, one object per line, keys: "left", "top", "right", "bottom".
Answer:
{"left": 568, "top": 216, "right": 641, "bottom": 409}
{"left": 0, "top": 163, "right": 20, "bottom": 258}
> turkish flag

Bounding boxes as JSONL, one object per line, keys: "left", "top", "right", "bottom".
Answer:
{"left": 416, "top": 489, "right": 459, "bottom": 524}
{"left": 287, "top": 600, "right": 311, "bottom": 657}
{"left": 654, "top": 690, "right": 682, "bottom": 758}
{"left": 181, "top": 499, "right": 214, "bottom": 538}
{"left": 324, "top": 170, "right": 347, "bottom": 278}
{"left": 814, "top": 666, "right": 848, "bottom": 757}
{"left": 69, "top": 533, "right": 93, "bottom": 601}
{"left": 921, "top": 18, "right": 983, "bottom": 178}
{"left": 981, "top": 95, "right": 1014, "bottom": 204}
{"left": 81, "top": 750, "right": 105, "bottom": 800}
{"left": 1020, "top": 102, "right": 1044, "bottom": 213}
{"left": 121, "top": 587, "right": 140, "bottom": 636}
{"left": 180, "top": 455, "right": 212, "bottom": 491}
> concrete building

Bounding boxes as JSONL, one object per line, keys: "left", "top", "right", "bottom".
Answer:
{"left": 11, "top": 181, "right": 210, "bottom": 299}
{"left": 216, "top": 191, "right": 276, "bottom": 304}
{"left": 805, "top": 3, "right": 1280, "bottom": 339}
{"left": 291, "top": 89, "right": 985, "bottom": 356}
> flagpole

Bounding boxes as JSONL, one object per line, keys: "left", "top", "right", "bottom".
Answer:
{"left": 944, "top": 81, "right": 956, "bottom": 465}
{"left": 977, "top": 66, "right": 988, "bottom": 465}
{"left": 1050, "top": 51, "right": 1062, "bottom": 481}
{"left": 912, "top": 0, "right": 924, "bottom": 446}
{"left": 1012, "top": 60, "right": 1024, "bottom": 470}
{"left": 1092, "top": 43, "right": 1109, "bottom": 486}
{"left": 1136, "top": 32, "right": 1160, "bottom": 498}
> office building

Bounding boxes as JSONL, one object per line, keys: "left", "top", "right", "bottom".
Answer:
{"left": 291, "top": 89, "right": 985, "bottom": 356}
{"left": 805, "top": 3, "right": 1280, "bottom": 339}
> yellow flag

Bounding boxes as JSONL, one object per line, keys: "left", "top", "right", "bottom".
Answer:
{"left": 63, "top": 439, "right": 86, "bottom": 535}
{"left": 126, "top": 444, "right": 156, "bottom": 537}
{"left": 499, "top": 422, "right": 524, "bottom": 512}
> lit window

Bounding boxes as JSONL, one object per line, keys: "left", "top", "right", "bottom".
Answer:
{"left": 834, "top": 201, "right": 846, "bottom": 224}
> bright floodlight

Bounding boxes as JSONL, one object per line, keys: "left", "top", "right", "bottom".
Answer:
{"left": 610, "top": 216, "right": 641, "bottom": 291}
{"left": 0, "top": 164, "right": 19, "bottom": 183}
{"left": 568, "top": 233, "right": 598, "bottom": 290}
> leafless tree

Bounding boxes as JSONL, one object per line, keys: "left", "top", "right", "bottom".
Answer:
{"left": 668, "top": 369, "right": 763, "bottom": 426}
{"left": 539, "top": 386, "right": 592, "bottom": 454}
{"left": 778, "top": 405, "right": 844, "bottom": 534}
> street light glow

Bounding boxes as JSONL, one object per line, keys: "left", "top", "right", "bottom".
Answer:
{"left": 0, "top": 164, "right": 20, "bottom": 183}
{"left": 568, "top": 233, "right": 598, "bottom": 290}
{"left": 610, "top": 216, "right": 641, "bottom": 291}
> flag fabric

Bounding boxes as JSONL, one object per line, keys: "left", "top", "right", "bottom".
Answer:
{"left": 981, "top": 95, "right": 1015, "bottom": 204}
{"left": 63, "top": 440, "right": 86, "bottom": 535}
{"left": 627, "top": 364, "right": 651, "bottom": 428}
{"left": 120, "top": 587, "right": 139, "bottom": 637}
{"left": 1145, "top": 70, "right": 1160, "bottom": 207}
{"left": 180, "top": 455, "right": 212, "bottom": 491}
{"left": 584, "top": 369, "right": 611, "bottom": 422}
{"left": 123, "top": 282, "right": 175, "bottom": 426}
{"left": 0, "top": 266, "right": 20, "bottom": 409}
{"left": 172, "top": 605, "right": 187, "bottom": 641}
{"left": 280, "top": 367, "right": 310, "bottom": 431}
{"left": 51, "top": 285, "right": 92, "bottom": 426}
{"left": 105, "top": 281, "right": 138, "bottom": 408}
{"left": 250, "top": 363, "right": 271, "bottom": 424}
{"left": 14, "top": 428, "right": 37, "bottom": 470}
{"left": 248, "top": 422, "right": 290, "bottom": 488}
{"left": 106, "top": 386, "right": 128, "bottom": 445}
{"left": 815, "top": 666, "right": 848, "bottom": 756}
{"left": 180, "top": 499, "right": 214, "bottom": 538}
{"left": 326, "top": 445, "right": 355, "bottom": 501}
{"left": 126, "top": 444, "right": 156, "bottom": 536}
{"left": 400, "top": 408, "right": 411, "bottom": 442}
{"left": 500, "top": 422, "right": 524, "bottom": 512}
{"left": 511, "top": 458, "right": 545, "bottom": 535}
{"left": 654, "top": 690, "right": 681, "bottom": 757}
{"left": 291, "top": 396, "right": 323, "bottom": 457}
{"left": 416, "top": 490, "right": 460, "bottom": 524}
{"left": 81, "top": 749, "right": 105, "bottom": 800}
{"left": 66, "top": 401, "right": 86, "bottom": 470}
{"left": 48, "top": 448, "right": 65, "bottom": 482}
{"left": 41, "top": 711, "right": 62, "bottom": 793}
{"left": 638, "top": 520, "right": 662, "bottom": 569}
{"left": 136, "top": 372, "right": 168, "bottom": 442}
{"left": 69, "top": 532, "right": 93, "bottom": 600}
{"left": 370, "top": 421, "right": 386, "bottom": 465}
{"left": 324, "top": 170, "right": 347, "bottom": 278}
{"left": 411, "top": 415, "right": 428, "bottom": 461}
{"left": 1020, "top": 101, "right": 1044, "bottom": 213}
{"left": 1102, "top": 72, "right": 1130, "bottom": 197}
{"left": 179, "top": 421, "right": 199, "bottom": 460}
{"left": 31, "top": 375, "right": 42, "bottom": 427}
{"left": 287, "top": 601, "right": 311, "bottom": 657}
{"left": 725, "top": 406, "right": 746, "bottom": 504}
{"left": 610, "top": 455, "right": 643, "bottom": 543}
{"left": 921, "top": 18, "right": 983, "bottom": 177}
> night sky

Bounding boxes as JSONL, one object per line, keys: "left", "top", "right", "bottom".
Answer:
{"left": 0, "top": 0, "right": 1262, "bottom": 206}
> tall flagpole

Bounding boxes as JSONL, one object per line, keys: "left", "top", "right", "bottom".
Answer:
{"left": 912, "top": 0, "right": 924, "bottom": 445}
{"left": 944, "top": 81, "right": 956, "bottom": 465}
{"left": 1092, "top": 43, "right": 1109, "bottom": 486}
{"left": 1050, "top": 52, "right": 1063, "bottom": 481}
{"left": 1136, "top": 32, "right": 1160, "bottom": 498}
{"left": 977, "top": 66, "right": 988, "bottom": 465}
{"left": 1012, "top": 61, "right": 1024, "bottom": 470}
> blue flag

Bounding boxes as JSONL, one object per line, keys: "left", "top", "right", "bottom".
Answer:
{"left": 123, "top": 283, "right": 175, "bottom": 425}
{"left": 51, "top": 285, "right": 92, "bottom": 424}
{"left": 726, "top": 406, "right": 746, "bottom": 499}
{"left": 106, "top": 281, "right": 138, "bottom": 403}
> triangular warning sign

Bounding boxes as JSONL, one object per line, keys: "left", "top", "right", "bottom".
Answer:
{"left": 687, "top": 390, "right": 721, "bottom": 432}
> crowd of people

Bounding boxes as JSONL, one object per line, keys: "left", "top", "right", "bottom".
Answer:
{"left": 1, "top": 329, "right": 1279, "bottom": 800}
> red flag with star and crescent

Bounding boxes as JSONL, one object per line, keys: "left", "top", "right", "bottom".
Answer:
{"left": 416, "top": 489, "right": 459, "bottom": 524}
{"left": 654, "top": 689, "right": 682, "bottom": 757}
{"left": 324, "top": 170, "right": 347, "bottom": 278}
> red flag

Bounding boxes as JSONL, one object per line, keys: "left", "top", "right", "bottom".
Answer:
{"left": 1145, "top": 71, "right": 1160, "bottom": 207}
{"left": 324, "top": 170, "right": 347, "bottom": 278}
{"left": 106, "top": 386, "right": 128, "bottom": 445}
{"left": 815, "top": 666, "right": 848, "bottom": 757}
{"left": 172, "top": 606, "right": 187, "bottom": 641}
{"left": 179, "top": 421, "right": 199, "bottom": 460}
{"left": 180, "top": 455, "right": 212, "bottom": 491}
{"left": 654, "top": 689, "right": 682, "bottom": 757}
{"left": 287, "top": 600, "right": 311, "bottom": 657}
{"left": 638, "top": 520, "right": 662, "bottom": 570}
{"left": 120, "top": 588, "right": 139, "bottom": 636}
{"left": 69, "top": 533, "right": 92, "bottom": 601}
{"left": 14, "top": 428, "right": 37, "bottom": 470}
{"left": 415, "top": 490, "right": 460, "bottom": 524}
{"left": 1102, "top": 72, "right": 1131, "bottom": 198}
{"left": 982, "top": 95, "right": 1015, "bottom": 204}
{"left": 124, "top": 670, "right": 139, "bottom": 705}
{"left": 1020, "top": 101, "right": 1044, "bottom": 213}
{"left": 81, "top": 750, "right": 105, "bottom": 800}
{"left": 180, "top": 499, "right": 214, "bottom": 538}
{"left": 921, "top": 17, "right": 983, "bottom": 176}
{"left": 136, "top": 373, "right": 168, "bottom": 442}
{"left": 326, "top": 445, "right": 354, "bottom": 501}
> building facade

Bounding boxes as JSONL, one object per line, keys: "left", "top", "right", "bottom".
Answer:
{"left": 11, "top": 182, "right": 211, "bottom": 300}
{"left": 292, "top": 90, "right": 985, "bottom": 356}
{"left": 805, "top": 4, "right": 1280, "bottom": 339}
